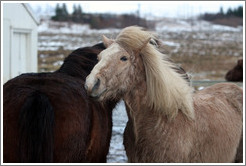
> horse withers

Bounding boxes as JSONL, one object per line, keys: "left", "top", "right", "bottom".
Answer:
{"left": 85, "top": 26, "right": 243, "bottom": 163}
{"left": 3, "top": 43, "right": 118, "bottom": 163}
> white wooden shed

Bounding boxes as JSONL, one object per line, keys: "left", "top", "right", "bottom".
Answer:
{"left": 3, "top": 3, "right": 39, "bottom": 83}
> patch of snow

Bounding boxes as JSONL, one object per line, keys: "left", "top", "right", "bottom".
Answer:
{"left": 38, "top": 20, "right": 120, "bottom": 35}
{"left": 162, "top": 41, "right": 180, "bottom": 47}
{"left": 53, "top": 61, "right": 63, "bottom": 66}
{"left": 210, "top": 24, "right": 243, "bottom": 32}
{"left": 107, "top": 100, "right": 128, "bottom": 163}
{"left": 198, "top": 86, "right": 205, "bottom": 91}
{"left": 38, "top": 47, "right": 58, "bottom": 51}
{"left": 155, "top": 18, "right": 242, "bottom": 33}
{"left": 39, "top": 54, "right": 49, "bottom": 58}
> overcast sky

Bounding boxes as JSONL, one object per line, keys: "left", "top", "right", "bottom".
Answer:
{"left": 28, "top": 1, "right": 244, "bottom": 19}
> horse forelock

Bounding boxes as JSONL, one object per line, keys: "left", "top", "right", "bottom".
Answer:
{"left": 116, "top": 26, "right": 194, "bottom": 120}
{"left": 116, "top": 26, "right": 156, "bottom": 54}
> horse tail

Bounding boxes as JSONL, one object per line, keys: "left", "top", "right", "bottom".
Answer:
{"left": 19, "top": 90, "right": 54, "bottom": 162}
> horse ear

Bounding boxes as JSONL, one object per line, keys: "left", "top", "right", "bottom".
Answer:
{"left": 102, "top": 35, "right": 114, "bottom": 48}
{"left": 136, "top": 37, "right": 151, "bottom": 55}
{"left": 238, "top": 59, "right": 243, "bottom": 67}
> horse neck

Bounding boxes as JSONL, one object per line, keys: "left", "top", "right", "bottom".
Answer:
{"left": 124, "top": 80, "right": 153, "bottom": 120}
{"left": 124, "top": 80, "right": 169, "bottom": 144}
{"left": 123, "top": 60, "right": 194, "bottom": 122}
{"left": 124, "top": 72, "right": 194, "bottom": 122}
{"left": 123, "top": 80, "right": 193, "bottom": 154}
{"left": 125, "top": 76, "right": 143, "bottom": 97}
{"left": 56, "top": 56, "right": 96, "bottom": 80}
{"left": 56, "top": 45, "right": 104, "bottom": 79}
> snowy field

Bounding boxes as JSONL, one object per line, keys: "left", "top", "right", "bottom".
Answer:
{"left": 38, "top": 18, "right": 242, "bottom": 51}
{"left": 107, "top": 100, "right": 128, "bottom": 163}
{"left": 38, "top": 18, "right": 243, "bottom": 80}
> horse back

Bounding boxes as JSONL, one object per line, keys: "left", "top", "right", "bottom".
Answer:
{"left": 196, "top": 83, "right": 243, "bottom": 113}
{"left": 3, "top": 73, "right": 113, "bottom": 162}
{"left": 193, "top": 83, "right": 243, "bottom": 162}
{"left": 4, "top": 73, "right": 55, "bottom": 162}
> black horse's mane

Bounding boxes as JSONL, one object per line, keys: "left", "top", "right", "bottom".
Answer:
{"left": 57, "top": 43, "right": 105, "bottom": 79}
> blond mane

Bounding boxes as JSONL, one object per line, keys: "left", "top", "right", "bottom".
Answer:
{"left": 116, "top": 26, "right": 194, "bottom": 120}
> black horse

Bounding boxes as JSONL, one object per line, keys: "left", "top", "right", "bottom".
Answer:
{"left": 225, "top": 59, "right": 243, "bottom": 82}
{"left": 3, "top": 43, "right": 118, "bottom": 163}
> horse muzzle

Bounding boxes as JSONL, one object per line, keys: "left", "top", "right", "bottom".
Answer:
{"left": 85, "top": 76, "right": 106, "bottom": 99}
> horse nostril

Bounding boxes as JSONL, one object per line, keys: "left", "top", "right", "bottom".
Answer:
{"left": 92, "top": 78, "right": 100, "bottom": 92}
{"left": 85, "top": 77, "right": 101, "bottom": 96}
{"left": 84, "top": 83, "right": 88, "bottom": 91}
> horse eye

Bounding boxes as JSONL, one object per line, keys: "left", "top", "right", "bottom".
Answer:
{"left": 120, "top": 56, "right": 128, "bottom": 61}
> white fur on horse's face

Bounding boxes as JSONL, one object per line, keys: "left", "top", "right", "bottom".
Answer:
{"left": 85, "top": 42, "right": 132, "bottom": 100}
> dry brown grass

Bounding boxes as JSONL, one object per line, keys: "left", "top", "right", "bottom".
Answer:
{"left": 157, "top": 30, "right": 243, "bottom": 80}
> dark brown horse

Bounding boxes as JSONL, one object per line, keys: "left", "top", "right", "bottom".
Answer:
{"left": 225, "top": 59, "right": 243, "bottom": 82}
{"left": 3, "top": 43, "right": 118, "bottom": 163}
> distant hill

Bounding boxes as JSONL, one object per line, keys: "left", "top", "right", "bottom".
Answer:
{"left": 200, "top": 6, "right": 243, "bottom": 27}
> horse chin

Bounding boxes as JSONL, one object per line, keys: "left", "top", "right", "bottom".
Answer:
{"left": 90, "top": 89, "right": 107, "bottom": 101}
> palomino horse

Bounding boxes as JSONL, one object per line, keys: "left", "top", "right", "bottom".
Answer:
{"left": 85, "top": 26, "right": 243, "bottom": 163}
{"left": 3, "top": 43, "right": 118, "bottom": 163}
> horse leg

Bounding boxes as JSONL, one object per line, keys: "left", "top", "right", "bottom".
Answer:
{"left": 234, "top": 132, "right": 243, "bottom": 163}
{"left": 123, "top": 104, "right": 136, "bottom": 162}
{"left": 123, "top": 120, "right": 135, "bottom": 162}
